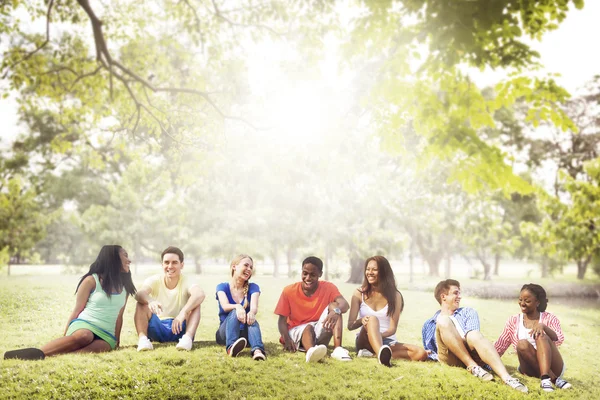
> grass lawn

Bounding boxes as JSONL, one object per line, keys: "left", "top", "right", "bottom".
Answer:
{"left": 1, "top": 273, "right": 598, "bottom": 399}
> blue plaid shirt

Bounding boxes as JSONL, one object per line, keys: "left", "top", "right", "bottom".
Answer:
{"left": 422, "top": 307, "right": 481, "bottom": 361}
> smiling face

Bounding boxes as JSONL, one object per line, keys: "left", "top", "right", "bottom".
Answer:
{"left": 441, "top": 285, "right": 461, "bottom": 312}
{"left": 365, "top": 260, "right": 379, "bottom": 286}
{"left": 518, "top": 289, "right": 540, "bottom": 315}
{"left": 162, "top": 252, "right": 183, "bottom": 279}
{"left": 119, "top": 248, "right": 131, "bottom": 273}
{"left": 232, "top": 257, "right": 253, "bottom": 281}
{"left": 301, "top": 263, "right": 321, "bottom": 294}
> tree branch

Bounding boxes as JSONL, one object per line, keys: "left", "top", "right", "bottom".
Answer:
{"left": 2, "top": 0, "right": 55, "bottom": 79}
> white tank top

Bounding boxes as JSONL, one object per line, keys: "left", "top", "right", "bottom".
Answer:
{"left": 517, "top": 313, "right": 537, "bottom": 349}
{"left": 358, "top": 293, "right": 398, "bottom": 342}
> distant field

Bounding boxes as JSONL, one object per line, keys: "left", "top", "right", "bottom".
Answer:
{"left": 1, "top": 273, "right": 598, "bottom": 399}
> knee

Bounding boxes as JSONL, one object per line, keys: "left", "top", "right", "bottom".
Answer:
{"left": 466, "top": 330, "right": 483, "bottom": 342}
{"left": 366, "top": 316, "right": 379, "bottom": 329}
{"left": 135, "top": 302, "right": 151, "bottom": 317}
{"left": 535, "top": 334, "right": 551, "bottom": 345}
{"left": 516, "top": 339, "right": 532, "bottom": 353}
{"left": 436, "top": 316, "right": 452, "bottom": 330}
{"left": 72, "top": 330, "right": 94, "bottom": 347}
{"left": 304, "top": 324, "right": 315, "bottom": 335}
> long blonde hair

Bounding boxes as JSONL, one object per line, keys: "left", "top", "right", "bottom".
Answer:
{"left": 230, "top": 254, "right": 253, "bottom": 308}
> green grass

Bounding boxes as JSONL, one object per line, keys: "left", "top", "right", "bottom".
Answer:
{"left": 1, "top": 274, "right": 598, "bottom": 399}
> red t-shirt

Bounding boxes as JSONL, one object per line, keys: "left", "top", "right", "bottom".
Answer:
{"left": 274, "top": 281, "right": 342, "bottom": 330}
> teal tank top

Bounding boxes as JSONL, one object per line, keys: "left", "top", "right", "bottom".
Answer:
{"left": 77, "top": 274, "right": 126, "bottom": 336}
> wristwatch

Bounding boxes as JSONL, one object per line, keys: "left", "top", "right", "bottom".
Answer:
{"left": 333, "top": 307, "right": 341, "bottom": 315}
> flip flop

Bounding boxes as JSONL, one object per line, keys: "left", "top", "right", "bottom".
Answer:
{"left": 4, "top": 348, "right": 45, "bottom": 360}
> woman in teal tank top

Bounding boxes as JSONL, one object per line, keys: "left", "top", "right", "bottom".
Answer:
{"left": 3, "top": 245, "right": 137, "bottom": 360}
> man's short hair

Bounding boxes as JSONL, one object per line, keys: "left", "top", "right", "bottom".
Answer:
{"left": 434, "top": 279, "right": 461, "bottom": 305}
{"left": 302, "top": 256, "right": 323, "bottom": 273}
{"left": 161, "top": 246, "right": 184, "bottom": 263}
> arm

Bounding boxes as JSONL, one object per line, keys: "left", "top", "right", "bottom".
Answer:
{"left": 538, "top": 312, "right": 562, "bottom": 344}
{"left": 323, "top": 295, "right": 349, "bottom": 331}
{"left": 347, "top": 289, "right": 363, "bottom": 331}
{"left": 135, "top": 285, "right": 163, "bottom": 315}
{"left": 114, "top": 296, "right": 128, "bottom": 348}
{"left": 216, "top": 290, "right": 246, "bottom": 323}
{"left": 494, "top": 315, "right": 517, "bottom": 357}
{"left": 172, "top": 285, "right": 206, "bottom": 334}
{"left": 247, "top": 292, "right": 260, "bottom": 326}
{"left": 278, "top": 315, "right": 296, "bottom": 352}
{"left": 380, "top": 291, "right": 402, "bottom": 338}
{"left": 63, "top": 276, "right": 95, "bottom": 335}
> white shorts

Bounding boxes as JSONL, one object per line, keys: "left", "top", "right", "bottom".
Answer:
{"left": 288, "top": 308, "right": 331, "bottom": 350}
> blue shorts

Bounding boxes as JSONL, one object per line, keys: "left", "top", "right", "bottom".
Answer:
{"left": 147, "top": 314, "right": 187, "bottom": 343}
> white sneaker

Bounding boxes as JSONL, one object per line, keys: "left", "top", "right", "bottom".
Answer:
{"left": 505, "top": 377, "right": 528, "bottom": 393}
{"left": 305, "top": 344, "right": 327, "bottom": 363}
{"left": 540, "top": 378, "right": 554, "bottom": 392}
{"left": 469, "top": 365, "right": 493, "bottom": 381}
{"left": 175, "top": 335, "right": 193, "bottom": 351}
{"left": 331, "top": 346, "right": 352, "bottom": 361}
{"left": 555, "top": 377, "right": 572, "bottom": 389}
{"left": 357, "top": 349, "right": 374, "bottom": 358}
{"left": 137, "top": 336, "right": 153, "bottom": 352}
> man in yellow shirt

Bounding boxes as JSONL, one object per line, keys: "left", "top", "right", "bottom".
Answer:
{"left": 134, "top": 246, "right": 205, "bottom": 351}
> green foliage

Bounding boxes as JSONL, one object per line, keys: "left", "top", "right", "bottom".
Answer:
{"left": 0, "top": 176, "right": 55, "bottom": 266}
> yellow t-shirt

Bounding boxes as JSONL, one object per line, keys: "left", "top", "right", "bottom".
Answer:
{"left": 143, "top": 273, "right": 194, "bottom": 319}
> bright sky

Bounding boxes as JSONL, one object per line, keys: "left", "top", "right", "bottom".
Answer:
{"left": 1, "top": 3, "right": 599, "bottom": 148}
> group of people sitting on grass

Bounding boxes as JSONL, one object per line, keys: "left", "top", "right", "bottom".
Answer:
{"left": 4, "top": 245, "right": 573, "bottom": 393}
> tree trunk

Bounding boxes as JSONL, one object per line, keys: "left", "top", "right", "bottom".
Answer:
{"left": 408, "top": 245, "right": 414, "bottom": 284}
{"left": 7, "top": 263, "right": 10, "bottom": 276}
{"left": 541, "top": 257, "right": 549, "bottom": 278}
{"left": 444, "top": 254, "right": 451, "bottom": 278}
{"left": 424, "top": 254, "right": 441, "bottom": 277}
{"left": 493, "top": 253, "right": 501, "bottom": 276}
{"left": 482, "top": 261, "right": 492, "bottom": 281}
{"left": 195, "top": 258, "right": 202, "bottom": 274}
{"left": 347, "top": 257, "right": 364, "bottom": 284}
{"left": 577, "top": 257, "right": 590, "bottom": 280}
{"left": 272, "top": 250, "right": 280, "bottom": 278}
{"left": 286, "top": 248, "right": 294, "bottom": 278}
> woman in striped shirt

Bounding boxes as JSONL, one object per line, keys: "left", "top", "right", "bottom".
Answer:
{"left": 494, "top": 283, "right": 572, "bottom": 392}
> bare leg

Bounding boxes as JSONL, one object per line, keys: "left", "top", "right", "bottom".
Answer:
{"left": 535, "top": 335, "right": 552, "bottom": 377}
{"left": 466, "top": 330, "right": 510, "bottom": 380}
{"left": 516, "top": 339, "right": 540, "bottom": 376}
{"left": 437, "top": 316, "right": 478, "bottom": 369}
{"left": 134, "top": 302, "right": 152, "bottom": 338}
{"left": 355, "top": 327, "right": 374, "bottom": 352}
{"left": 331, "top": 314, "right": 344, "bottom": 348}
{"left": 391, "top": 343, "right": 428, "bottom": 361}
{"left": 73, "top": 339, "right": 112, "bottom": 354}
{"left": 365, "top": 317, "right": 384, "bottom": 354}
{"left": 548, "top": 340, "right": 565, "bottom": 381}
{"left": 184, "top": 305, "right": 201, "bottom": 338}
{"left": 40, "top": 330, "right": 94, "bottom": 357}
{"left": 301, "top": 325, "right": 316, "bottom": 350}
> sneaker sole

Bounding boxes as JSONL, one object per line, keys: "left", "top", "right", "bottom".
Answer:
{"left": 378, "top": 346, "right": 392, "bottom": 367}
{"left": 228, "top": 339, "right": 247, "bottom": 357}
{"left": 4, "top": 348, "right": 45, "bottom": 360}
{"left": 306, "top": 345, "right": 327, "bottom": 363}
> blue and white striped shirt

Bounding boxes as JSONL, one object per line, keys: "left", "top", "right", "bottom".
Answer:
{"left": 422, "top": 307, "right": 481, "bottom": 361}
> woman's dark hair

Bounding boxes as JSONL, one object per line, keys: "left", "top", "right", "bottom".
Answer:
{"left": 76, "top": 245, "right": 137, "bottom": 297}
{"left": 360, "top": 256, "right": 402, "bottom": 317}
{"left": 521, "top": 283, "right": 548, "bottom": 312}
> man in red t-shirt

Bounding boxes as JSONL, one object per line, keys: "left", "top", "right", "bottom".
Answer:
{"left": 274, "top": 256, "right": 352, "bottom": 363}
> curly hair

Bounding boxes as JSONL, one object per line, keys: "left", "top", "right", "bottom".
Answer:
{"left": 521, "top": 283, "right": 548, "bottom": 312}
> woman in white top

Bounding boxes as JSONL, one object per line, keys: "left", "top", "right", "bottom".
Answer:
{"left": 347, "top": 255, "right": 428, "bottom": 366}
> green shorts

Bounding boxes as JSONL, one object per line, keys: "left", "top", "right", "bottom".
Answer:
{"left": 66, "top": 319, "right": 118, "bottom": 350}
